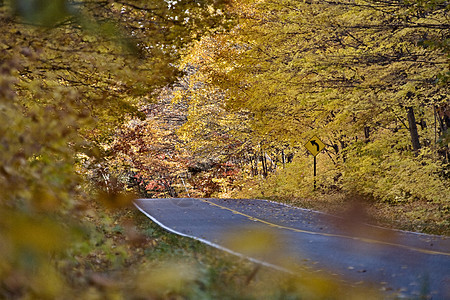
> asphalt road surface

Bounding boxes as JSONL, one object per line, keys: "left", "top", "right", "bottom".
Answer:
{"left": 134, "top": 198, "right": 450, "bottom": 299}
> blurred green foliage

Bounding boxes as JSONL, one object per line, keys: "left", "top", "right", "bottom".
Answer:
{"left": 9, "top": 0, "right": 74, "bottom": 26}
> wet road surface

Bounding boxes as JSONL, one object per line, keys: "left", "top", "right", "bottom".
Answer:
{"left": 134, "top": 198, "right": 450, "bottom": 299}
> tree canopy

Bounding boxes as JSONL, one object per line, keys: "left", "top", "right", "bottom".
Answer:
{"left": 0, "top": 0, "right": 449, "bottom": 297}
{"left": 177, "top": 0, "right": 449, "bottom": 203}
{"left": 0, "top": 0, "right": 233, "bottom": 297}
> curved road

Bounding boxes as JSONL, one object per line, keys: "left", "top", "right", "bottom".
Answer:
{"left": 134, "top": 198, "right": 450, "bottom": 299}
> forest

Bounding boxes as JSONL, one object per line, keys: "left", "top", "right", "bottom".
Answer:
{"left": 0, "top": 0, "right": 448, "bottom": 298}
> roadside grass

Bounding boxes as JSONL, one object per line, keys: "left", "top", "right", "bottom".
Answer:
{"left": 63, "top": 202, "right": 381, "bottom": 299}
{"left": 235, "top": 162, "right": 449, "bottom": 237}
{"left": 277, "top": 193, "right": 450, "bottom": 236}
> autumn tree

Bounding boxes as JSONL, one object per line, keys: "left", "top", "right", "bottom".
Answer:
{"left": 178, "top": 0, "right": 449, "bottom": 203}
{"left": 97, "top": 98, "right": 190, "bottom": 198}
{"left": 0, "top": 0, "right": 233, "bottom": 297}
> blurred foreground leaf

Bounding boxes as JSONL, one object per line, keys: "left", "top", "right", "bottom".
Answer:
{"left": 9, "top": 0, "right": 75, "bottom": 26}
{"left": 136, "top": 261, "right": 198, "bottom": 297}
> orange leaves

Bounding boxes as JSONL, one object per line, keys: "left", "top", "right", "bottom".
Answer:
{"left": 106, "top": 110, "right": 190, "bottom": 197}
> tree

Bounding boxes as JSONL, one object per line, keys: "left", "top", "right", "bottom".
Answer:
{"left": 0, "top": 0, "right": 234, "bottom": 297}
{"left": 104, "top": 100, "right": 190, "bottom": 198}
{"left": 178, "top": 0, "right": 449, "bottom": 203}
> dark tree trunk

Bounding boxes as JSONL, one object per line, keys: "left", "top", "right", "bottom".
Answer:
{"left": 250, "top": 153, "right": 256, "bottom": 176}
{"left": 364, "top": 126, "right": 370, "bottom": 142}
{"left": 436, "top": 106, "right": 449, "bottom": 134}
{"left": 420, "top": 119, "right": 427, "bottom": 130}
{"left": 261, "top": 151, "right": 268, "bottom": 178}
{"left": 339, "top": 138, "right": 347, "bottom": 162}
{"left": 287, "top": 153, "right": 294, "bottom": 163}
{"left": 407, "top": 107, "right": 421, "bottom": 152}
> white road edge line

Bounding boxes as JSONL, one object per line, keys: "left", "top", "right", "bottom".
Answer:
{"left": 133, "top": 201, "right": 293, "bottom": 274}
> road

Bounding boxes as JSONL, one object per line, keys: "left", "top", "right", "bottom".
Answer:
{"left": 134, "top": 198, "right": 450, "bottom": 299}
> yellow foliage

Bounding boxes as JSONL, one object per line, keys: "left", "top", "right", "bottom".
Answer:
{"left": 136, "top": 261, "right": 198, "bottom": 297}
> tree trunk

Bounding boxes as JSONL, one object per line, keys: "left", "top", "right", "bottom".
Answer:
{"left": 407, "top": 107, "right": 421, "bottom": 152}
{"left": 420, "top": 119, "right": 427, "bottom": 130}
{"left": 436, "top": 106, "right": 449, "bottom": 134}
{"left": 262, "top": 152, "right": 268, "bottom": 178}
{"left": 339, "top": 138, "right": 347, "bottom": 162}
{"left": 364, "top": 126, "right": 370, "bottom": 142}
